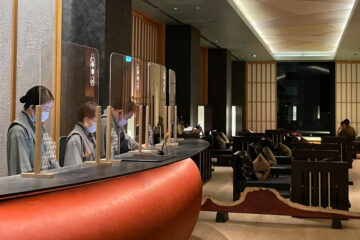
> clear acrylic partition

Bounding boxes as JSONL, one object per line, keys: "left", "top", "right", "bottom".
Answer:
{"left": 110, "top": 53, "right": 144, "bottom": 152}
{"left": 37, "top": 41, "right": 60, "bottom": 172}
{"left": 60, "top": 42, "right": 100, "bottom": 137}
{"left": 148, "top": 62, "right": 167, "bottom": 143}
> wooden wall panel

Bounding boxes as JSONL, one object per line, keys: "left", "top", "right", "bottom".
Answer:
{"left": 335, "top": 61, "right": 360, "bottom": 134}
{"left": 246, "top": 62, "right": 277, "bottom": 133}
{"left": 132, "top": 10, "right": 165, "bottom": 104}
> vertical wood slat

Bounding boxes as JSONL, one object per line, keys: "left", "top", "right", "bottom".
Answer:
{"left": 10, "top": 0, "right": 18, "bottom": 123}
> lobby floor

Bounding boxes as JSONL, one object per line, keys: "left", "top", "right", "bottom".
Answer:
{"left": 191, "top": 161, "right": 360, "bottom": 240}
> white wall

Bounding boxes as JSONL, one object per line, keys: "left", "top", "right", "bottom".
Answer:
{"left": 0, "top": 1, "right": 13, "bottom": 177}
{"left": 16, "top": 0, "right": 55, "bottom": 113}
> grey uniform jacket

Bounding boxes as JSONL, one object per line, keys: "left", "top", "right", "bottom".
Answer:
{"left": 7, "top": 111, "right": 58, "bottom": 176}
{"left": 64, "top": 123, "right": 96, "bottom": 166}
{"left": 100, "top": 110, "right": 138, "bottom": 158}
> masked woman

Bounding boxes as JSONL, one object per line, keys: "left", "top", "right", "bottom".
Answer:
{"left": 7, "top": 85, "right": 59, "bottom": 175}
{"left": 101, "top": 99, "right": 138, "bottom": 157}
{"left": 64, "top": 101, "right": 97, "bottom": 166}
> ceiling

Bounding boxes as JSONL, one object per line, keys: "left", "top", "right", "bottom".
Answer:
{"left": 132, "top": 0, "right": 360, "bottom": 61}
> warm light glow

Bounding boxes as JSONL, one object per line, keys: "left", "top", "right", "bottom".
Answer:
{"left": 232, "top": 106, "right": 236, "bottom": 137}
{"left": 293, "top": 106, "right": 297, "bottom": 121}
{"left": 228, "top": 0, "right": 356, "bottom": 59}
{"left": 198, "top": 105, "right": 205, "bottom": 130}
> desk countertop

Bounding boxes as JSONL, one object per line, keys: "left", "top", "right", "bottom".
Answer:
{"left": 0, "top": 139, "right": 209, "bottom": 200}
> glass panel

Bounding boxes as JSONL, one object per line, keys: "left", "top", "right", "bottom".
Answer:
{"left": 109, "top": 53, "right": 144, "bottom": 156}
{"left": 60, "top": 42, "right": 99, "bottom": 166}
{"left": 148, "top": 62, "right": 167, "bottom": 144}
{"left": 38, "top": 42, "right": 57, "bottom": 172}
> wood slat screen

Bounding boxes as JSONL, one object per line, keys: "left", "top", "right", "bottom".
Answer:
{"left": 246, "top": 62, "right": 277, "bottom": 133}
{"left": 335, "top": 62, "right": 360, "bottom": 133}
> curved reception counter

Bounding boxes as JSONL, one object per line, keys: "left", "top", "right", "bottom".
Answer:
{"left": 0, "top": 139, "right": 210, "bottom": 240}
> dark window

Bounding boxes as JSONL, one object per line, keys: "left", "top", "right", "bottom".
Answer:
{"left": 277, "top": 62, "right": 335, "bottom": 134}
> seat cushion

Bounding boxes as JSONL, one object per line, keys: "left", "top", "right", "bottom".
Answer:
{"left": 279, "top": 143, "right": 292, "bottom": 157}
{"left": 263, "top": 146, "right": 277, "bottom": 166}
{"left": 252, "top": 154, "right": 270, "bottom": 180}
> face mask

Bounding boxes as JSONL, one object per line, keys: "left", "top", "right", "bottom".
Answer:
{"left": 41, "top": 112, "right": 49, "bottom": 123}
{"left": 117, "top": 119, "right": 127, "bottom": 127}
{"left": 87, "top": 121, "right": 97, "bottom": 133}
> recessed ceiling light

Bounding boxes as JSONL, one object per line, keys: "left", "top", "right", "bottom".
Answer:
{"left": 252, "top": 54, "right": 256, "bottom": 58}
{"left": 229, "top": 0, "right": 356, "bottom": 59}
{"left": 215, "top": 40, "right": 218, "bottom": 43}
{"left": 174, "top": 7, "right": 178, "bottom": 10}
{"left": 195, "top": 6, "right": 200, "bottom": 10}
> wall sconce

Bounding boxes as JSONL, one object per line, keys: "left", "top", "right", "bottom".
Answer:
{"left": 90, "top": 53, "right": 96, "bottom": 87}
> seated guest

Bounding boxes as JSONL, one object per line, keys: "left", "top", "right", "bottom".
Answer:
{"left": 64, "top": 102, "right": 97, "bottom": 166}
{"left": 101, "top": 99, "right": 138, "bottom": 157}
{"left": 338, "top": 119, "right": 356, "bottom": 139}
{"left": 7, "top": 86, "right": 59, "bottom": 175}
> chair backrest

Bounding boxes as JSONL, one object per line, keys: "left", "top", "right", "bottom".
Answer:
{"left": 233, "top": 136, "right": 264, "bottom": 152}
{"left": 58, "top": 136, "right": 68, "bottom": 167}
{"left": 292, "top": 149, "right": 341, "bottom": 161}
{"left": 321, "top": 136, "right": 352, "bottom": 167}
{"left": 265, "top": 129, "right": 292, "bottom": 148}
{"left": 291, "top": 160, "right": 349, "bottom": 210}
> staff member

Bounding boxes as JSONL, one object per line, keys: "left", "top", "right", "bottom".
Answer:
{"left": 64, "top": 101, "right": 97, "bottom": 166}
{"left": 7, "top": 85, "right": 59, "bottom": 175}
{"left": 101, "top": 99, "right": 138, "bottom": 157}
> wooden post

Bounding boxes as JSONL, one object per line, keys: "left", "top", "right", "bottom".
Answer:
{"left": 309, "top": 171, "right": 312, "bottom": 206}
{"left": 318, "top": 172, "right": 321, "bottom": 207}
{"left": 174, "top": 105, "right": 177, "bottom": 140}
{"left": 327, "top": 172, "right": 331, "bottom": 209}
{"left": 21, "top": 106, "right": 54, "bottom": 178}
{"left": 95, "top": 106, "right": 102, "bottom": 163}
{"left": 145, "top": 106, "right": 149, "bottom": 149}
{"left": 139, "top": 105, "right": 143, "bottom": 152}
{"left": 34, "top": 106, "right": 42, "bottom": 174}
{"left": 105, "top": 106, "right": 112, "bottom": 162}
{"left": 85, "top": 106, "right": 111, "bottom": 165}
{"left": 168, "top": 105, "right": 172, "bottom": 138}
{"left": 163, "top": 106, "right": 167, "bottom": 138}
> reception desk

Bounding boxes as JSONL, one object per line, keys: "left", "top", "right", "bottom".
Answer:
{"left": 0, "top": 139, "right": 209, "bottom": 240}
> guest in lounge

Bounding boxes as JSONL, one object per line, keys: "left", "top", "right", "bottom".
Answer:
{"left": 7, "top": 85, "right": 59, "bottom": 175}
{"left": 338, "top": 119, "right": 356, "bottom": 139}
{"left": 64, "top": 101, "right": 97, "bottom": 166}
{"left": 100, "top": 99, "right": 138, "bottom": 157}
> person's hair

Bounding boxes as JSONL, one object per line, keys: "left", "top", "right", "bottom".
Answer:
{"left": 343, "top": 119, "right": 350, "bottom": 125}
{"left": 77, "top": 101, "right": 97, "bottom": 122}
{"left": 20, "top": 85, "right": 54, "bottom": 109}
{"left": 112, "top": 98, "right": 135, "bottom": 113}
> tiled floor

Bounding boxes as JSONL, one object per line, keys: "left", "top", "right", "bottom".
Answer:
{"left": 191, "top": 161, "right": 360, "bottom": 240}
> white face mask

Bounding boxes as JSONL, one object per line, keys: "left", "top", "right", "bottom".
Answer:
{"left": 87, "top": 121, "right": 97, "bottom": 133}
{"left": 41, "top": 112, "right": 49, "bottom": 123}
{"left": 117, "top": 119, "right": 127, "bottom": 127}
